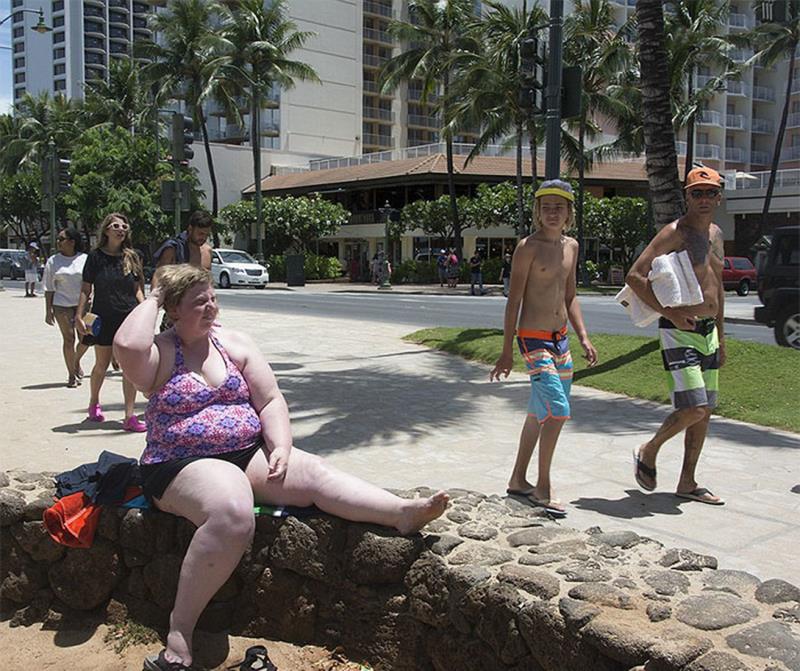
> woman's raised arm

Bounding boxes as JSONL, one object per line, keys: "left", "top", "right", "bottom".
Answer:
{"left": 113, "top": 290, "right": 162, "bottom": 392}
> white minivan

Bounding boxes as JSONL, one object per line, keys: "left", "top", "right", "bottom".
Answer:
{"left": 210, "top": 249, "right": 269, "bottom": 289}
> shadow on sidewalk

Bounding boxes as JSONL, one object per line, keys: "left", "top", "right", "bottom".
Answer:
{"left": 571, "top": 489, "right": 685, "bottom": 519}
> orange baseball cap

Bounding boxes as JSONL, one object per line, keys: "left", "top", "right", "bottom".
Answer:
{"left": 685, "top": 167, "right": 722, "bottom": 190}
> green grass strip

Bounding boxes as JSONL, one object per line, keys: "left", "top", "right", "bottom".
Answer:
{"left": 403, "top": 328, "right": 800, "bottom": 433}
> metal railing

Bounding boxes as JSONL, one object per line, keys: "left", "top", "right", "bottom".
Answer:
{"left": 788, "top": 113, "right": 800, "bottom": 129}
{"left": 728, "top": 13, "right": 753, "bottom": 29}
{"left": 407, "top": 113, "right": 440, "bottom": 127}
{"left": 749, "top": 150, "right": 770, "bottom": 165}
{"left": 677, "top": 142, "right": 720, "bottom": 160}
{"left": 362, "top": 53, "right": 389, "bottom": 68}
{"left": 751, "top": 118, "right": 773, "bottom": 134}
{"left": 725, "top": 147, "right": 746, "bottom": 163}
{"left": 363, "top": 106, "right": 394, "bottom": 122}
{"left": 726, "top": 113, "right": 746, "bottom": 130}
{"left": 732, "top": 169, "right": 799, "bottom": 189}
{"left": 781, "top": 147, "right": 800, "bottom": 162}
{"left": 725, "top": 79, "right": 750, "bottom": 96}
{"left": 364, "top": 1, "right": 393, "bottom": 18}
{"left": 729, "top": 48, "right": 753, "bottom": 63}
{"left": 362, "top": 133, "right": 393, "bottom": 147}
{"left": 792, "top": 78, "right": 800, "bottom": 94}
{"left": 363, "top": 27, "right": 392, "bottom": 44}
{"left": 752, "top": 85, "right": 775, "bottom": 102}
{"left": 697, "top": 110, "right": 721, "bottom": 126}
{"left": 408, "top": 88, "right": 439, "bottom": 101}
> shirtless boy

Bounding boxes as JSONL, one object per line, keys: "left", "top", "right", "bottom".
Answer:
{"left": 627, "top": 166, "right": 726, "bottom": 506}
{"left": 490, "top": 180, "right": 597, "bottom": 517}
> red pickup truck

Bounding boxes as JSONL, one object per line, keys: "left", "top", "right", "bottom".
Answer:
{"left": 722, "top": 256, "right": 757, "bottom": 296}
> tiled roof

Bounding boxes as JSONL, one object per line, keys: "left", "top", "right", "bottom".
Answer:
{"left": 242, "top": 153, "right": 649, "bottom": 194}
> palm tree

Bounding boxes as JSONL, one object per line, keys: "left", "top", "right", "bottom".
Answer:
{"left": 380, "top": 0, "right": 476, "bottom": 259}
{"left": 219, "top": 0, "right": 319, "bottom": 258}
{"left": 665, "top": 0, "right": 737, "bottom": 181}
{"left": 139, "top": 0, "right": 230, "bottom": 242}
{"left": 747, "top": 0, "right": 799, "bottom": 229}
{"left": 84, "top": 57, "right": 153, "bottom": 134}
{"left": 636, "top": 0, "right": 685, "bottom": 226}
{"left": 448, "top": 1, "right": 548, "bottom": 237}
{"left": 565, "top": 0, "right": 636, "bottom": 280}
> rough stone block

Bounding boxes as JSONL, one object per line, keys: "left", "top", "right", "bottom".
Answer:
{"left": 48, "top": 541, "right": 122, "bottom": 610}
{"left": 675, "top": 593, "right": 759, "bottom": 631}
{"left": 346, "top": 526, "right": 423, "bottom": 585}
{"left": 498, "top": 564, "right": 560, "bottom": 600}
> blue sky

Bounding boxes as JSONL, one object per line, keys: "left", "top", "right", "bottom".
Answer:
{"left": 1, "top": 0, "right": 12, "bottom": 114}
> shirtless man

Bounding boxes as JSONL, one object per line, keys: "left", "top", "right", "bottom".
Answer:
{"left": 151, "top": 211, "right": 213, "bottom": 282}
{"left": 627, "top": 166, "right": 726, "bottom": 506}
{"left": 151, "top": 211, "right": 213, "bottom": 330}
{"left": 490, "top": 180, "right": 597, "bottom": 517}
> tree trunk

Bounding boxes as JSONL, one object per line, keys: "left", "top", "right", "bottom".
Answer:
{"left": 515, "top": 121, "right": 524, "bottom": 237}
{"left": 197, "top": 104, "right": 221, "bottom": 248}
{"left": 636, "top": 0, "right": 685, "bottom": 227}
{"left": 252, "top": 88, "right": 263, "bottom": 258}
{"left": 443, "top": 70, "right": 461, "bottom": 259}
{"left": 761, "top": 43, "right": 796, "bottom": 231}
{"left": 684, "top": 69, "right": 695, "bottom": 182}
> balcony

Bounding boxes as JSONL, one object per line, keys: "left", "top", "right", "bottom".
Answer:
{"left": 84, "top": 22, "right": 105, "bottom": 36}
{"left": 364, "top": 1, "right": 393, "bottom": 18}
{"left": 362, "top": 133, "right": 393, "bottom": 148}
{"left": 109, "top": 0, "right": 129, "bottom": 9}
{"left": 751, "top": 118, "right": 773, "bottom": 134}
{"left": 697, "top": 110, "right": 721, "bottom": 126}
{"left": 729, "top": 48, "right": 753, "bottom": 63}
{"left": 363, "top": 105, "right": 394, "bottom": 122}
{"left": 409, "top": 88, "right": 439, "bottom": 102}
{"left": 363, "top": 27, "right": 392, "bottom": 44}
{"left": 83, "top": 6, "right": 105, "bottom": 19}
{"left": 725, "top": 79, "right": 750, "bottom": 96}
{"left": 728, "top": 13, "right": 753, "bottom": 29}
{"left": 725, "top": 147, "right": 746, "bottom": 163}
{"left": 85, "top": 36, "right": 105, "bottom": 51}
{"left": 726, "top": 113, "right": 746, "bottom": 130}
{"left": 695, "top": 74, "right": 715, "bottom": 88}
{"left": 793, "top": 78, "right": 800, "bottom": 94}
{"left": 788, "top": 113, "right": 800, "bottom": 129}
{"left": 781, "top": 146, "right": 800, "bottom": 162}
{"left": 752, "top": 85, "right": 775, "bottom": 102}
{"left": 408, "top": 113, "right": 440, "bottom": 127}
{"left": 109, "top": 43, "right": 129, "bottom": 55}
{"left": 363, "top": 53, "right": 389, "bottom": 68}
{"left": 109, "top": 12, "right": 128, "bottom": 27}
{"left": 678, "top": 142, "right": 721, "bottom": 160}
{"left": 750, "top": 150, "right": 770, "bottom": 165}
{"left": 363, "top": 80, "right": 391, "bottom": 96}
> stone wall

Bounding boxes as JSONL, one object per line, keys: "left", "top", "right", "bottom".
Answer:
{"left": 2, "top": 470, "right": 799, "bottom": 671}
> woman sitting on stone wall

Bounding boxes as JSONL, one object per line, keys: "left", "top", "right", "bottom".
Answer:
{"left": 113, "top": 264, "right": 449, "bottom": 671}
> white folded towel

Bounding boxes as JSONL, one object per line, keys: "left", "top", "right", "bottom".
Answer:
{"left": 615, "top": 284, "right": 660, "bottom": 327}
{"left": 649, "top": 251, "right": 703, "bottom": 308}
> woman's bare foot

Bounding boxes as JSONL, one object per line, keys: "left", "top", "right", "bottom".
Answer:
{"left": 396, "top": 491, "right": 449, "bottom": 535}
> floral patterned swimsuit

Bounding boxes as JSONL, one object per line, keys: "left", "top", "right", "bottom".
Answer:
{"left": 140, "top": 331, "right": 262, "bottom": 465}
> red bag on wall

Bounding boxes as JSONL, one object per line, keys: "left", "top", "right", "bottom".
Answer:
{"left": 43, "top": 492, "right": 102, "bottom": 549}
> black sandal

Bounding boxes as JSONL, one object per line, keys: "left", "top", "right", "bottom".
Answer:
{"left": 143, "top": 649, "right": 193, "bottom": 671}
{"left": 240, "top": 645, "right": 277, "bottom": 671}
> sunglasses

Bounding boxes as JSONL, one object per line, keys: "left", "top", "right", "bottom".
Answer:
{"left": 689, "top": 188, "right": 720, "bottom": 199}
{"left": 56, "top": 236, "right": 68, "bottom": 242}
{"left": 107, "top": 222, "right": 130, "bottom": 231}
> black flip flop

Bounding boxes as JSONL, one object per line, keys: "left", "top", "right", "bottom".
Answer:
{"left": 240, "top": 645, "right": 277, "bottom": 671}
{"left": 633, "top": 447, "right": 657, "bottom": 492}
{"left": 143, "top": 650, "right": 192, "bottom": 671}
{"left": 676, "top": 487, "right": 725, "bottom": 506}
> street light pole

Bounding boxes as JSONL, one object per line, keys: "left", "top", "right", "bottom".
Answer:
{"left": 378, "top": 200, "right": 394, "bottom": 290}
{"left": 544, "top": 0, "right": 564, "bottom": 179}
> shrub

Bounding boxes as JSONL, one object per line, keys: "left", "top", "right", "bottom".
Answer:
{"left": 392, "top": 260, "right": 438, "bottom": 284}
{"left": 265, "top": 254, "right": 342, "bottom": 282}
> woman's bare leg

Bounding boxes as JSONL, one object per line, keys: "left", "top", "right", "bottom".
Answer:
{"left": 89, "top": 345, "right": 112, "bottom": 407}
{"left": 154, "top": 460, "right": 255, "bottom": 667}
{"left": 122, "top": 375, "right": 138, "bottom": 420}
{"left": 53, "top": 310, "right": 77, "bottom": 383}
{"left": 246, "top": 448, "right": 448, "bottom": 535}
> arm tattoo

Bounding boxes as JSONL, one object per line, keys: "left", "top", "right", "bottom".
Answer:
{"left": 711, "top": 230, "right": 724, "bottom": 261}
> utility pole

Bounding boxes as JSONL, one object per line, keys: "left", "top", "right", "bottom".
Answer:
{"left": 48, "top": 140, "right": 57, "bottom": 252}
{"left": 544, "top": 0, "right": 564, "bottom": 179}
{"left": 170, "top": 112, "right": 194, "bottom": 234}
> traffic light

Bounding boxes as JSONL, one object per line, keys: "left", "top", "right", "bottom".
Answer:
{"left": 519, "top": 35, "right": 546, "bottom": 113}
{"left": 171, "top": 113, "right": 194, "bottom": 162}
{"left": 57, "top": 159, "right": 71, "bottom": 192}
{"left": 41, "top": 154, "right": 53, "bottom": 198}
{"left": 561, "top": 66, "right": 583, "bottom": 120}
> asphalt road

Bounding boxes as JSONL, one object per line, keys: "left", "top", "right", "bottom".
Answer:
{"left": 213, "top": 288, "right": 774, "bottom": 345}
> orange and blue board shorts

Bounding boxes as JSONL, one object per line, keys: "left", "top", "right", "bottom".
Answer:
{"left": 516, "top": 327, "right": 573, "bottom": 423}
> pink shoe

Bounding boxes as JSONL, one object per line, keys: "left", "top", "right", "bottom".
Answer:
{"left": 123, "top": 415, "right": 147, "bottom": 433}
{"left": 88, "top": 404, "right": 105, "bottom": 422}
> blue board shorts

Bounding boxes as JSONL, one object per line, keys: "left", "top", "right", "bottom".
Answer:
{"left": 516, "top": 327, "right": 573, "bottom": 423}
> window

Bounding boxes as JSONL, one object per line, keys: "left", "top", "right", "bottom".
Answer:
{"left": 13, "top": 0, "right": 24, "bottom": 8}
{"left": 733, "top": 258, "right": 754, "bottom": 271}
{"left": 12, "top": 26, "right": 24, "bottom": 38}
{"left": 52, "top": 0, "right": 64, "bottom": 11}
{"left": 53, "top": 47, "right": 65, "bottom": 59}
{"left": 53, "top": 31, "right": 65, "bottom": 43}
{"left": 13, "top": 42, "right": 24, "bottom": 53}
{"left": 53, "top": 16, "right": 64, "bottom": 28}
{"left": 54, "top": 63, "right": 65, "bottom": 76}
{"left": 14, "top": 57, "right": 25, "bottom": 68}
{"left": 14, "top": 87, "right": 26, "bottom": 99}
{"left": 14, "top": 73, "right": 25, "bottom": 84}
{"left": 54, "top": 79, "right": 66, "bottom": 92}
{"left": 12, "top": 11, "right": 23, "bottom": 22}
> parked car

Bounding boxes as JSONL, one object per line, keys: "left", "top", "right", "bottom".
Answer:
{"left": 210, "top": 249, "right": 269, "bottom": 289}
{"left": 722, "top": 256, "right": 757, "bottom": 296}
{"left": 0, "top": 250, "right": 28, "bottom": 280}
{"left": 753, "top": 225, "right": 799, "bottom": 349}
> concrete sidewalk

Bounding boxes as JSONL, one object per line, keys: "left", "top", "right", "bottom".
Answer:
{"left": 1, "top": 287, "right": 795, "bottom": 584}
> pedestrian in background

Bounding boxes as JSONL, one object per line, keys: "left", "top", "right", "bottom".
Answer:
{"left": 469, "top": 251, "right": 484, "bottom": 296}
{"left": 500, "top": 252, "right": 512, "bottom": 297}
{"left": 446, "top": 249, "right": 459, "bottom": 288}
{"left": 436, "top": 249, "right": 448, "bottom": 287}
{"left": 76, "top": 213, "right": 146, "bottom": 432}
{"left": 23, "top": 242, "right": 40, "bottom": 297}
{"left": 43, "top": 228, "right": 89, "bottom": 388}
